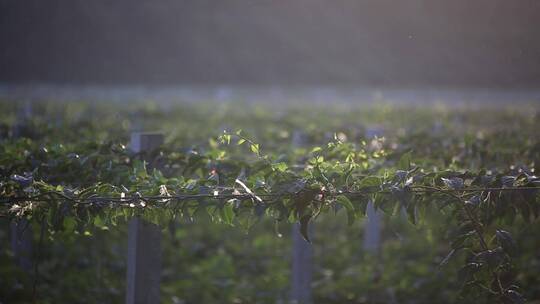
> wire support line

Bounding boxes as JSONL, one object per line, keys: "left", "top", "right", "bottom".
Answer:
{"left": 1, "top": 186, "right": 539, "bottom": 205}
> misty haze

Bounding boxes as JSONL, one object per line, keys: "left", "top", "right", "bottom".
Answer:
{"left": 1, "top": 2, "right": 540, "bottom": 304}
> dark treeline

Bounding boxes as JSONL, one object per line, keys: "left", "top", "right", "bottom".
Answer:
{"left": 1, "top": 0, "right": 539, "bottom": 88}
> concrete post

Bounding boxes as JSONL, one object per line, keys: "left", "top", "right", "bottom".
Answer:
{"left": 126, "top": 132, "right": 163, "bottom": 304}
{"left": 290, "top": 131, "right": 313, "bottom": 304}
{"left": 363, "top": 127, "right": 383, "bottom": 254}
{"left": 362, "top": 201, "right": 382, "bottom": 253}
{"left": 10, "top": 221, "right": 33, "bottom": 272}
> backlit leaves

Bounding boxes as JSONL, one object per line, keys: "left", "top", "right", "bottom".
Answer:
{"left": 336, "top": 195, "right": 355, "bottom": 225}
{"left": 1, "top": 127, "right": 539, "bottom": 301}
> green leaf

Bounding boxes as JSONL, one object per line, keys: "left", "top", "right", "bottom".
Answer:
{"left": 336, "top": 195, "right": 355, "bottom": 225}
{"left": 406, "top": 200, "right": 416, "bottom": 225}
{"left": 505, "top": 290, "right": 525, "bottom": 304}
{"left": 496, "top": 229, "right": 517, "bottom": 256}
{"left": 299, "top": 215, "right": 312, "bottom": 243}
{"left": 458, "top": 263, "right": 481, "bottom": 282}
{"left": 373, "top": 193, "right": 393, "bottom": 214}
{"left": 93, "top": 215, "right": 109, "bottom": 230}
{"left": 273, "top": 162, "right": 288, "bottom": 172}
{"left": 63, "top": 217, "right": 77, "bottom": 233}
{"left": 474, "top": 249, "right": 505, "bottom": 268}
{"left": 310, "top": 146, "right": 322, "bottom": 154}
{"left": 250, "top": 143, "right": 260, "bottom": 154}
{"left": 441, "top": 177, "right": 464, "bottom": 190}
{"left": 398, "top": 151, "right": 412, "bottom": 170}
{"left": 358, "top": 176, "right": 381, "bottom": 189}
{"left": 221, "top": 203, "right": 235, "bottom": 226}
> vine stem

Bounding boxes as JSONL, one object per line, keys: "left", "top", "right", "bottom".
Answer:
{"left": 414, "top": 185, "right": 489, "bottom": 249}
{"left": 228, "top": 132, "right": 273, "bottom": 165}
{"left": 414, "top": 185, "right": 505, "bottom": 297}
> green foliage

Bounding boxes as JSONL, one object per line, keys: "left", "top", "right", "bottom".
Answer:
{"left": 0, "top": 100, "right": 539, "bottom": 303}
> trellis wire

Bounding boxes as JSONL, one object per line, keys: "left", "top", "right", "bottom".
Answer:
{"left": 2, "top": 186, "right": 539, "bottom": 206}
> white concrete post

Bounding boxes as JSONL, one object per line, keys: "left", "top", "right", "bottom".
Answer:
{"left": 363, "top": 127, "right": 383, "bottom": 253}
{"left": 10, "top": 220, "right": 33, "bottom": 272}
{"left": 362, "top": 201, "right": 382, "bottom": 253}
{"left": 291, "top": 223, "right": 314, "bottom": 303}
{"left": 290, "top": 131, "right": 313, "bottom": 304}
{"left": 126, "top": 132, "right": 163, "bottom": 304}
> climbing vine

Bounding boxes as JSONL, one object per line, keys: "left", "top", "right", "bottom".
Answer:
{"left": 1, "top": 127, "right": 538, "bottom": 303}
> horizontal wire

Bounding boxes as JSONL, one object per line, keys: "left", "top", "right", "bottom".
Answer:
{"left": 1, "top": 186, "right": 539, "bottom": 205}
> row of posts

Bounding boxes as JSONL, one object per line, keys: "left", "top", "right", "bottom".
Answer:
{"left": 9, "top": 105, "right": 382, "bottom": 304}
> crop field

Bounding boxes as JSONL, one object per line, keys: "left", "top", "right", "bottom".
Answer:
{"left": 0, "top": 100, "right": 539, "bottom": 304}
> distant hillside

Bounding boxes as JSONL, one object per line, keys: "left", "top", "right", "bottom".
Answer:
{"left": 1, "top": 0, "right": 539, "bottom": 87}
